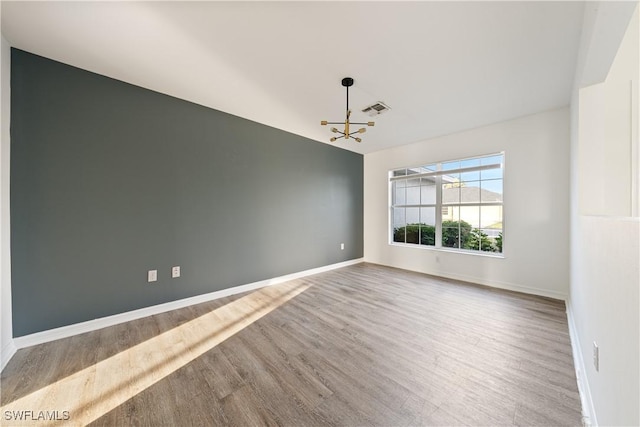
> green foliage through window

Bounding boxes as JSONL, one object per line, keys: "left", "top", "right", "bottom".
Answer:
{"left": 441, "top": 220, "right": 472, "bottom": 248}
{"left": 467, "top": 228, "right": 499, "bottom": 252}
{"left": 393, "top": 223, "right": 435, "bottom": 246}
{"left": 394, "top": 220, "right": 500, "bottom": 252}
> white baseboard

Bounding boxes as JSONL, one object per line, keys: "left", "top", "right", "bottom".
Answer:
{"left": 1, "top": 338, "right": 17, "bottom": 372}
{"left": 372, "top": 262, "right": 568, "bottom": 300}
{"left": 12, "top": 258, "right": 363, "bottom": 351}
{"left": 566, "top": 298, "right": 597, "bottom": 427}
{"left": 437, "top": 270, "right": 567, "bottom": 300}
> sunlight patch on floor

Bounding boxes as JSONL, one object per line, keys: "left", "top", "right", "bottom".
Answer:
{"left": 1, "top": 280, "right": 310, "bottom": 426}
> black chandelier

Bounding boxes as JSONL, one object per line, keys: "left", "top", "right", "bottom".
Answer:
{"left": 321, "top": 77, "right": 375, "bottom": 143}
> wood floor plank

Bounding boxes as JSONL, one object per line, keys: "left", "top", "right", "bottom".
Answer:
{"left": 0, "top": 263, "right": 582, "bottom": 426}
{"left": 196, "top": 346, "right": 245, "bottom": 400}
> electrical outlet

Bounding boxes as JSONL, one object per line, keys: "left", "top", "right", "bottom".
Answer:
{"left": 340, "top": 243, "right": 345, "bottom": 250}
{"left": 172, "top": 266, "right": 181, "bottom": 278}
{"left": 147, "top": 270, "right": 158, "bottom": 283}
{"left": 593, "top": 341, "right": 599, "bottom": 372}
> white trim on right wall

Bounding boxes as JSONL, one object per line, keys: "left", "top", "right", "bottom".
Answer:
{"left": 566, "top": 299, "right": 596, "bottom": 427}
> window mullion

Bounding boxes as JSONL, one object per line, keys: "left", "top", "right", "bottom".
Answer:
{"left": 403, "top": 184, "right": 408, "bottom": 243}
{"left": 388, "top": 175, "right": 394, "bottom": 244}
{"left": 435, "top": 173, "right": 443, "bottom": 248}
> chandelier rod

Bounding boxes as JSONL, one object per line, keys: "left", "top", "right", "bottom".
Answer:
{"left": 346, "top": 83, "right": 349, "bottom": 115}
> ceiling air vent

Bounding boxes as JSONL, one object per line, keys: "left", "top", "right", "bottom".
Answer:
{"left": 362, "top": 102, "right": 391, "bottom": 117}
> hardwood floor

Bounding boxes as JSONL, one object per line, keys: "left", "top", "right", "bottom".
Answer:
{"left": 1, "top": 263, "right": 582, "bottom": 426}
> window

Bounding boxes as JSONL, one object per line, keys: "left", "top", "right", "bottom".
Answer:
{"left": 390, "top": 153, "right": 503, "bottom": 254}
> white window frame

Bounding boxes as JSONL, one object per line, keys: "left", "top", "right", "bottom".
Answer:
{"left": 389, "top": 152, "right": 504, "bottom": 255}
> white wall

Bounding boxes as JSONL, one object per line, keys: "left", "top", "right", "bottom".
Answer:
{"left": 1, "top": 34, "right": 15, "bottom": 371}
{"left": 578, "top": 4, "right": 639, "bottom": 218}
{"left": 364, "top": 108, "right": 570, "bottom": 299}
{"left": 569, "top": 3, "right": 639, "bottom": 426}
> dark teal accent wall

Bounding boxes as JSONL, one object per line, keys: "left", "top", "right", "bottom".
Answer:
{"left": 10, "top": 49, "right": 363, "bottom": 336}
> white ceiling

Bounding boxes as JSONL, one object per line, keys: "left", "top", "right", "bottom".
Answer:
{"left": 1, "top": 1, "right": 586, "bottom": 154}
